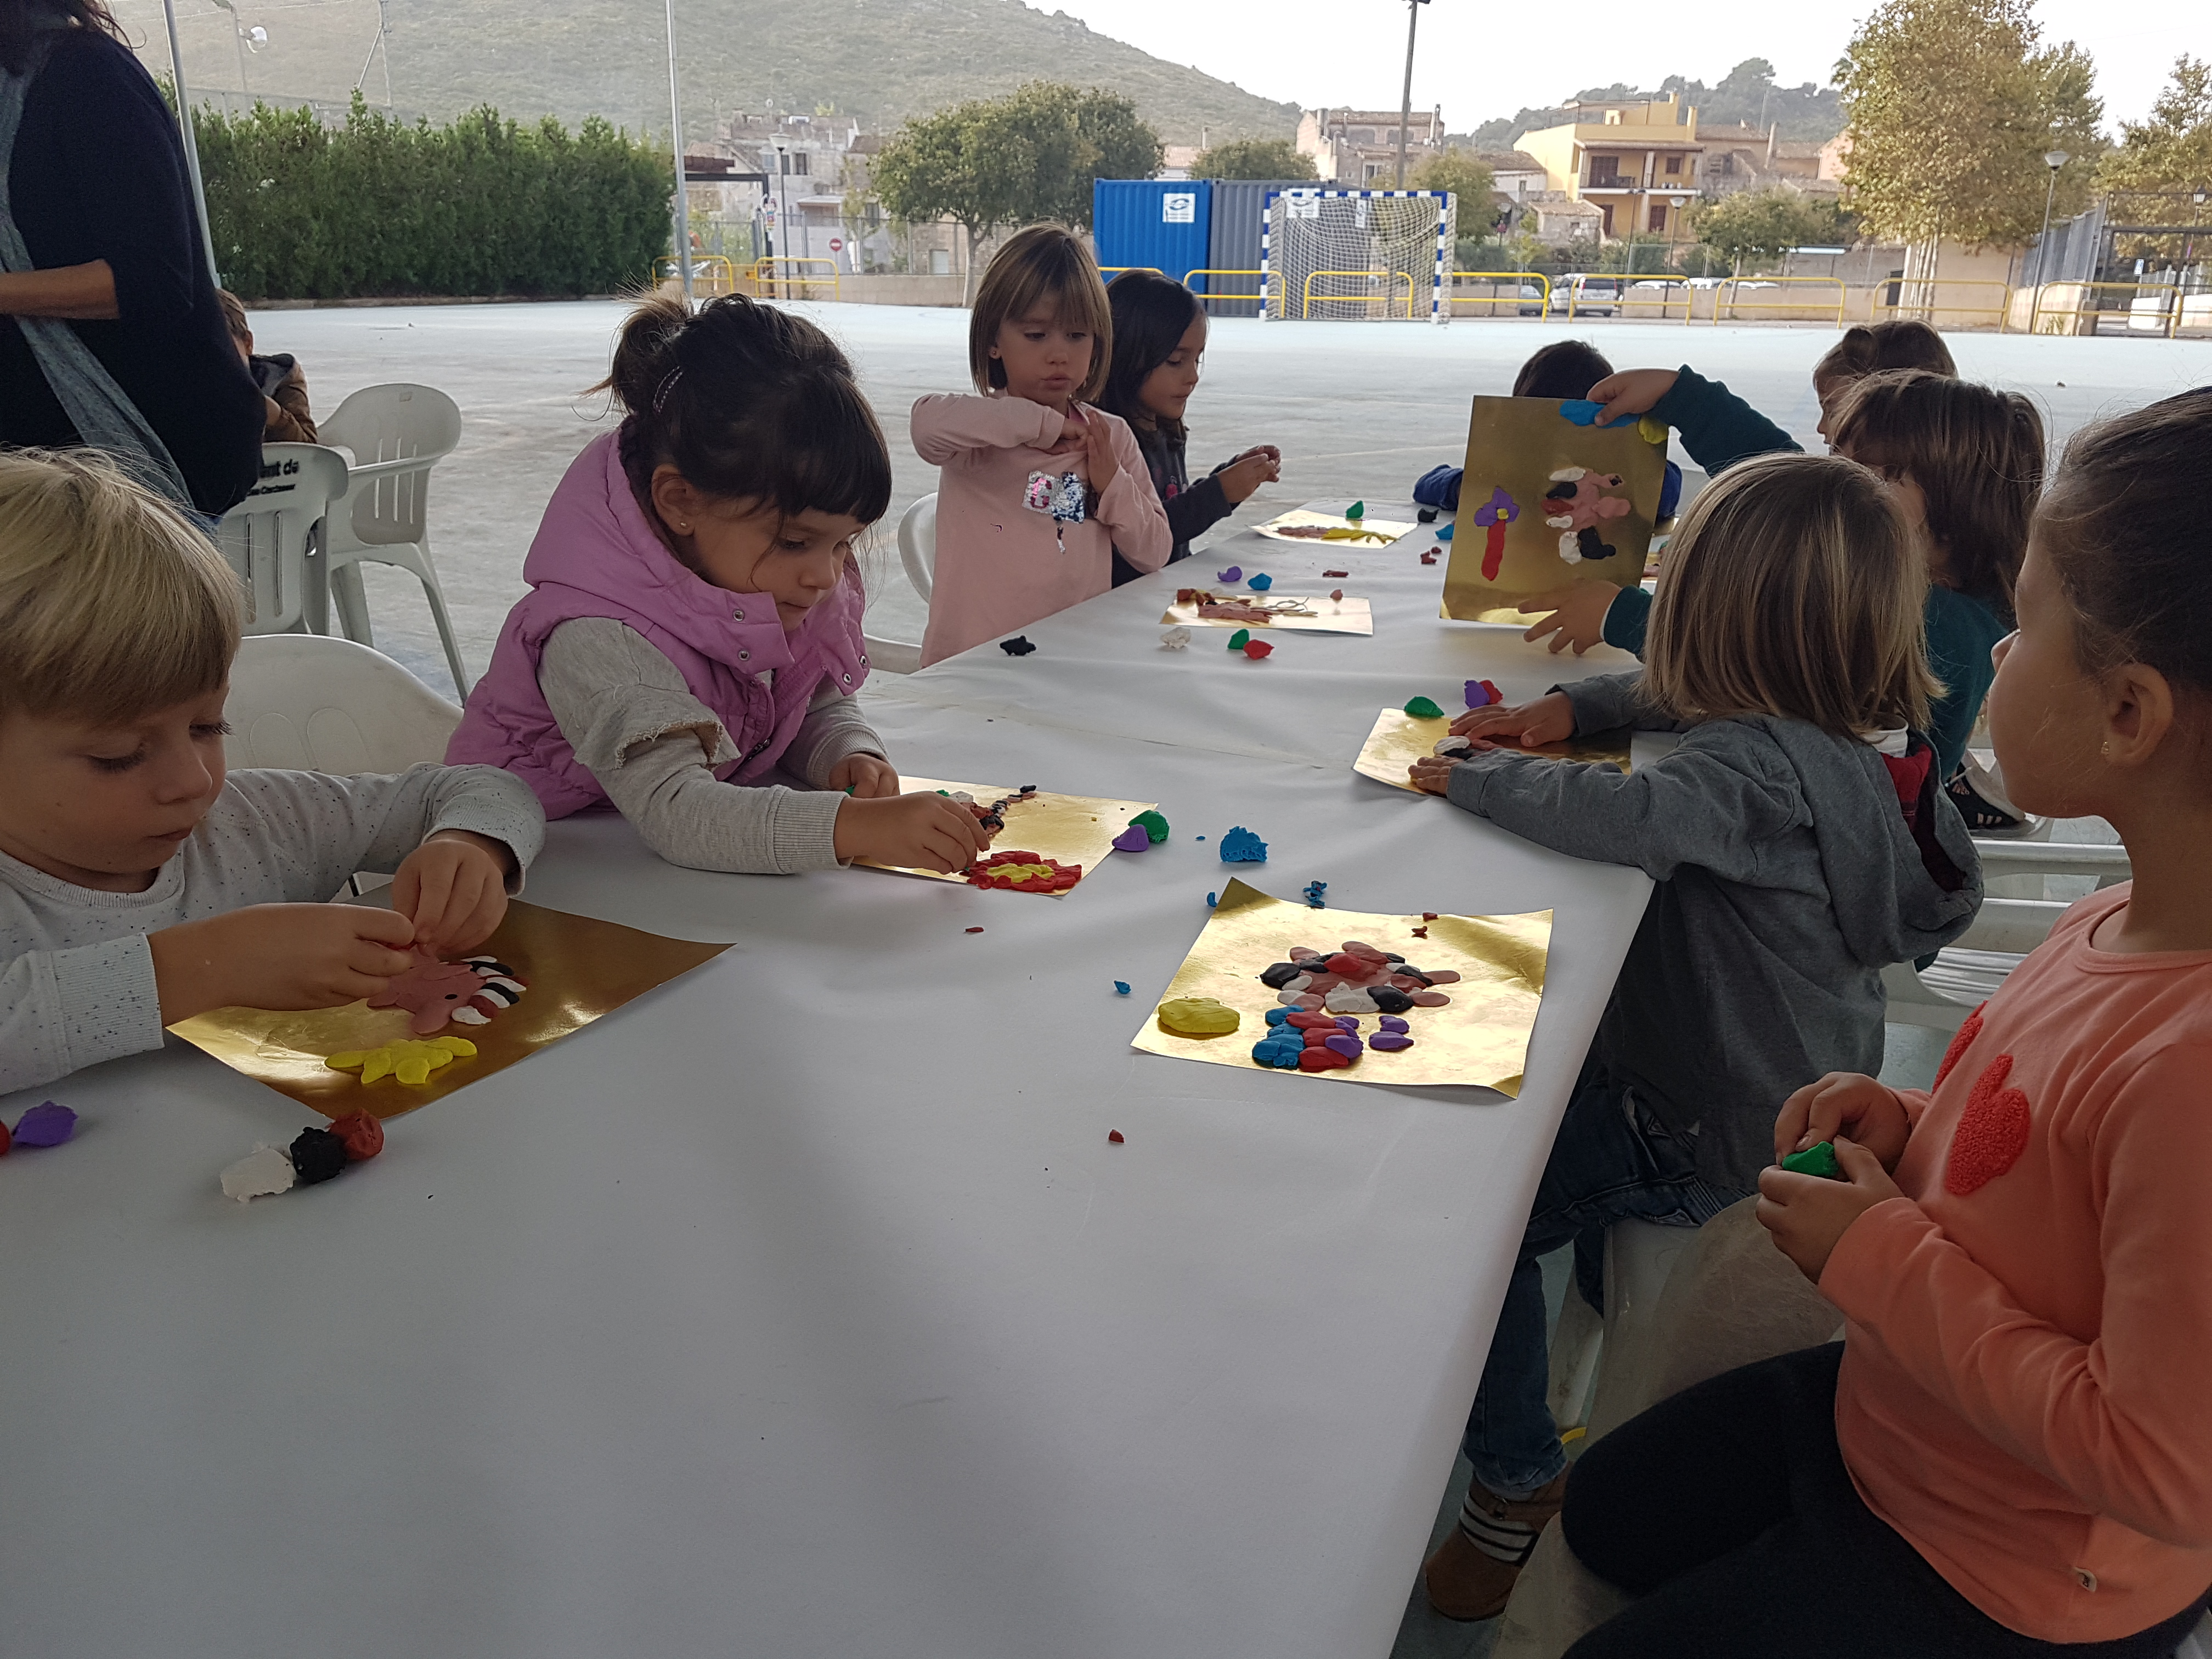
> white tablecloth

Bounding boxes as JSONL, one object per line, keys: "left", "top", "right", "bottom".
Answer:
{"left": 0, "top": 507, "right": 1651, "bottom": 1659}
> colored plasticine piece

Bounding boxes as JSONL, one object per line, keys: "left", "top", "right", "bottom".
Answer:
{"left": 1242, "top": 639, "right": 1273, "bottom": 659}
{"left": 1436, "top": 523, "right": 1454, "bottom": 541}
{"left": 325, "top": 1035, "right": 477, "bottom": 1087}
{"left": 289, "top": 1127, "right": 348, "bottom": 1186}
{"left": 1403, "top": 696, "right": 1444, "bottom": 719}
{"left": 1129, "top": 809, "right": 1170, "bottom": 844}
{"left": 1111, "top": 825, "right": 1152, "bottom": 853}
{"left": 220, "top": 1144, "right": 297, "bottom": 1202}
{"left": 1216, "top": 566, "right": 1242, "bottom": 583}
{"left": 1465, "top": 679, "right": 1502, "bottom": 708}
{"left": 1322, "top": 568, "right": 1350, "bottom": 578}
{"left": 966, "top": 853, "right": 1082, "bottom": 893}
{"left": 1639, "top": 416, "right": 1669, "bottom": 445}
{"left": 1108, "top": 1129, "right": 1126, "bottom": 1143}
{"left": 1114, "top": 981, "right": 1131, "bottom": 995}
{"left": 369, "top": 955, "right": 527, "bottom": 1037}
{"left": 1205, "top": 891, "right": 1218, "bottom": 907}
{"left": 1160, "top": 626, "right": 1192, "bottom": 650}
{"left": 1346, "top": 501, "right": 1364, "bottom": 522}
{"left": 1781, "top": 1141, "right": 1847, "bottom": 1181}
{"left": 1420, "top": 549, "right": 1439, "bottom": 565}
{"left": 11, "top": 1101, "right": 76, "bottom": 1148}
{"left": 1218, "top": 826, "right": 1268, "bottom": 862}
{"left": 1157, "top": 996, "right": 1242, "bottom": 1038}
{"left": 1227, "top": 628, "right": 1251, "bottom": 651}
{"left": 1368, "top": 1033, "right": 1415, "bottom": 1051}
{"left": 1330, "top": 589, "right": 1345, "bottom": 602}
{"left": 1302, "top": 880, "right": 1328, "bottom": 909}
{"left": 1000, "top": 636, "right": 1037, "bottom": 656}
{"left": 966, "top": 926, "right": 985, "bottom": 933}
{"left": 1247, "top": 572, "right": 1273, "bottom": 591}
{"left": 330, "top": 1110, "right": 385, "bottom": 1162}
{"left": 1417, "top": 507, "right": 1438, "bottom": 523}
{"left": 1559, "top": 399, "right": 1605, "bottom": 426}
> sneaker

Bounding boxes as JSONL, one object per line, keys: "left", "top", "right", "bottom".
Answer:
{"left": 1946, "top": 753, "right": 2032, "bottom": 835}
{"left": 1420, "top": 1470, "right": 1570, "bottom": 1622}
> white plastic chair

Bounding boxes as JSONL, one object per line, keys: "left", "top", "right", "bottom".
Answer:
{"left": 222, "top": 634, "right": 463, "bottom": 775}
{"left": 216, "top": 443, "right": 350, "bottom": 636}
{"left": 317, "top": 383, "right": 470, "bottom": 698}
{"left": 859, "top": 493, "right": 938, "bottom": 675}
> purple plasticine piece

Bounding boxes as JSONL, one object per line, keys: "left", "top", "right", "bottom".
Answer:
{"left": 1111, "top": 824, "right": 1152, "bottom": 853}
{"left": 1333, "top": 1015, "right": 1361, "bottom": 1031}
{"left": 1367, "top": 1032, "right": 1415, "bottom": 1051}
{"left": 1378, "top": 1015, "right": 1411, "bottom": 1034}
{"left": 1215, "top": 565, "right": 1242, "bottom": 583}
{"left": 1465, "top": 679, "right": 1496, "bottom": 709}
{"left": 13, "top": 1101, "right": 76, "bottom": 1147}
{"left": 1471, "top": 486, "right": 1519, "bottom": 527}
{"left": 1324, "top": 1033, "right": 1363, "bottom": 1059}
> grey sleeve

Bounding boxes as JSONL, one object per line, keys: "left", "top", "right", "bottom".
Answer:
{"left": 1554, "top": 670, "right": 1684, "bottom": 734}
{"left": 538, "top": 617, "right": 845, "bottom": 875}
{"left": 221, "top": 764, "right": 546, "bottom": 898}
{"left": 782, "top": 682, "right": 887, "bottom": 789}
{"left": 1444, "top": 734, "right": 1801, "bottom": 883}
{"left": 0, "top": 934, "right": 165, "bottom": 1097}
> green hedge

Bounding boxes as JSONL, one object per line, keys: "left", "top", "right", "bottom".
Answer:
{"left": 196, "top": 95, "right": 673, "bottom": 300}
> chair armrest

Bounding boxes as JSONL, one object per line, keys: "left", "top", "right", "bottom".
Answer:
{"left": 341, "top": 455, "right": 438, "bottom": 487}
{"left": 1971, "top": 840, "right": 2132, "bottom": 884}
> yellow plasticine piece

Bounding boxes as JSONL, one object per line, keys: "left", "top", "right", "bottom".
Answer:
{"left": 1156, "top": 996, "right": 1243, "bottom": 1038}
{"left": 1639, "top": 416, "right": 1668, "bottom": 445}
{"left": 325, "top": 1035, "right": 477, "bottom": 1087}
{"left": 986, "top": 861, "right": 1056, "bottom": 881}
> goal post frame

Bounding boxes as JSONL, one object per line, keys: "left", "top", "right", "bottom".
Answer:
{"left": 1259, "top": 188, "right": 1454, "bottom": 325}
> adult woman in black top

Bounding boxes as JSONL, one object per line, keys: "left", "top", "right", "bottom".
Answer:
{"left": 1, "top": 0, "right": 262, "bottom": 516}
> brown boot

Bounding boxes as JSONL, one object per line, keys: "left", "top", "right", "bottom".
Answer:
{"left": 1420, "top": 1470, "right": 1570, "bottom": 1622}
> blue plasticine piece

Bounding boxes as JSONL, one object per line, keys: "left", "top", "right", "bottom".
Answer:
{"left": 1435, "top": 522, "right": 1454, "bottom": 541}
{"left": 1559, "top": 399, "right": 1605, "bottom": 426}
{"left": 1248, "top": 572, "right": 1273, "bottom": 591}
{"left": 1265, "top": 1006, "right": 1293, "bottom": 1026}
{"left": 1114, "top": 981, "right": 1130, "bottom": 995}
{"left": 1218, "top": 826, "right": 1268, "bottom": 862}
{"left": 1206, "top": 891, "right": 1218, "bottom": 907}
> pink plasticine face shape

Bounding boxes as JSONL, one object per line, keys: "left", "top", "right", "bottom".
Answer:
{"left": 366, "top": 956, "right": 528, "bottom": 1036}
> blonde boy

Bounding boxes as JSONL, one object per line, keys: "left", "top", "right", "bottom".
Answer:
{"left": 0, "top": 449, "right": 543, "bottom": 1097}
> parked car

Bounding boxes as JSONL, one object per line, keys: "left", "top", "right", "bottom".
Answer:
{"left": 1549, "top": 274, "right": 1623, "bottom": 317}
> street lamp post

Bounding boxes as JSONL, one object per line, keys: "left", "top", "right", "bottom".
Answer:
{"left": 1393, "top": 0, "right": 1430, "bottom": 189}
{"left": 156, "top": 0, "right": 221, "bottom": 286}
{"left": 663, "top": 0, "right": 693, "bottom": 303}
{"left": 2036, "top": 149, "right": 2069, "bottom": 289}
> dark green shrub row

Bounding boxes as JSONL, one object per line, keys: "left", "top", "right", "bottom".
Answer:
{"left": 196, "top": 94, "right": 672, "bottom": 300}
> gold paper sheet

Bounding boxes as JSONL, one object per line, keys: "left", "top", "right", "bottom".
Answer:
{"left": 1352, "top": 708, "right": 1631, "bottom": 793}
{"left": 168, "top": 899, "right": 732, "bottom": 1119}
{"left": 852, "top": 776, "right": 1159, "bottom": 895}
{"left": 1251, "top": 509, "right": 1419, "bottom": 546}
{"left": 1130, "top": 879, "right": 1551, "bottom": 1093}
{"left": 1440, "top": 396, "right": 1664, "bottom": 621}
{"left": 1159, "top": 594, "right": 1375, "bottom": 636}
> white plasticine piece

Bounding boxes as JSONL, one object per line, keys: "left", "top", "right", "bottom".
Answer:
{"left": 1548, "top": 466, "right": 1585, "bottom": 482}
{"left": 1545, "top": 514, "right": 1575, "bottom": 530}
{"left": 1433, "top": 735, "right": 1475, "bottom": 757}
{"left": 449, "top": 1005, "right": 491, "bottom": 1026}
{"left": 1559, "top": 534, "right": 1585, "bottom": 563}
{"left": 1277, "top": 986, "right": 1314, "bottom": 1006}
{"left": 221, "top": 1144, "right": 298, "bottom": 1203}
{"left": 1324, "top": 985, "right": 1380, "bottom": 1014}
{"left": 1160, "top": 626, "right": 1191, "bottom": 650}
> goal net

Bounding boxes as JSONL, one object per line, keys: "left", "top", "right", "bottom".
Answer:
{"left": 1261, "top": 189, "right": 1456, "bottom": 323}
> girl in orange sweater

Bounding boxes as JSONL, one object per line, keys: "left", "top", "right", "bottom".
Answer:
{"left": 1557, "top": 389, "right": 2212, "bottom": 1657}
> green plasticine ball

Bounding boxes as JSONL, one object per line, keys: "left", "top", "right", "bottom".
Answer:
{"left": 1128, "top": 810, "right": 1170, "bottom": 844}
{"left": 1403, "top": 696, "right": 1444, "bottom": 719}
{"left": 1228, "top": 628, "right": 1251, "bottom": 651}
{"left": 1781, "top": 1141, "right": 1846, "bottom": 1181}
{"left": 1346, "top": 500, "right": 1365, "bottom": 521}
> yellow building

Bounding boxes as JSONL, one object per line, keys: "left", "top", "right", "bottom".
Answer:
{"left": 1516, "top": 94, "right": 1702, "bottom": 240}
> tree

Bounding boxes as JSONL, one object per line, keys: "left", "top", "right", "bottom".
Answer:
{"left": 2099, "top": 56, "right": 2212, "bottom": 192}
{"left": 1835, "top": 0, "right": 2103, "bottom": 250}
{"left": 1692, "top": 187, "right": 1825, "bottom": 270}
{"left": 1409, "top": 150, "right": 1497, "bottom": 227}
{"left": 1192, "top": 137, "right": 1314, "bottom": 180}
{"left": 873, "top": 82, "right": 1161, "bottom": 298}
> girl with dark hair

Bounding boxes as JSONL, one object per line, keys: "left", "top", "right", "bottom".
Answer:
{"left": 0, "top": 0, "right": 263, "bottom": 515}
{"left": 1095, "top": 270, "right": 1279, "bottom": 586}
{"left": 448, "top": 293, "right": 988, "bottom": 879}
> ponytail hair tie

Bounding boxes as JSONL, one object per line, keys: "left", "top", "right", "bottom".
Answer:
{"left": 652, "top": 366, "right": 685, "bottom": 414}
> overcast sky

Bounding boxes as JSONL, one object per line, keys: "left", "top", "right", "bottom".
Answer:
{"left": 1044, "top": 0, "right": 2199, "bottom": 134}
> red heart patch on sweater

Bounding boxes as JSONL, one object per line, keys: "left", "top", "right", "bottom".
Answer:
{"left": 1933, "top": 1005, "right": 1987, "bottom": 1089}
{"left": 1945, "top": 1053, "right": 2030, "bottom": 1196}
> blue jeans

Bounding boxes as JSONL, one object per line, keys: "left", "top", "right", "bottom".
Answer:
{"left": 1463, "top": 1066, "right": 1750, "bottom": 1500}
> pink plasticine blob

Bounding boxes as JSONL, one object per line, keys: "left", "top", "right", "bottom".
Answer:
{"left": 368, "top": 955, "right": 527, "bottom": 1036}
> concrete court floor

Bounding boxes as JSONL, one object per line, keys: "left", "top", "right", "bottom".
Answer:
{"left": 247, "top": 298, "right": 2212, "bottom": 696}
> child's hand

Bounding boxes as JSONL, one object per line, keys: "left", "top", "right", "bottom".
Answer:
{"left": 1080, "top": 406, "right": 1120, "bottom": 490}
{"left": 393, "top": 831, "right": 513, "bottom": 957}
{"left": 1773, "top": 1072, "right": 1913, "bottom": 1172}
{"left": 1408, "top": 755, "right": 1460, "bottom": 795}
{"left": 833, "top": 792, "right": 991, "bottom": 873}
{"left": 828, "top": 753, "right": 900, "bottom": 799}
{"left": 1756, "top": 1137, "right": 1904, "bottom": 1284}
{"left": 150, "top": 902, "right": 417, "bottom": 1024}
{"left": 1048, "top": 413, "right": 1090, "bottom": 455}
{"left": 1519, "top": 584, "right": 1617, "bottom": 654}
{"left": 1450, "top": 691, "right": 1575, "bottom": 746}
{"left": 1584, "top": 368, "right": 1680, "bottom": 427}
{"left": 1217, "top": 446, "right": 1282, "bottom": 506}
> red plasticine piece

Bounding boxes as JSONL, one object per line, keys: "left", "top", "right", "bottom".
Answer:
{"left": 1422, "top": 912, "right": 1439, "bottom": 921}
{"left": 1946, "top": 1054, "right": 2032, "bottom": 1195}
{"left": 1411, "top": 926, "right": 1429, "bottom": 939}
{"left": 0, "top": 1116, "right": 9, "bottom": 1157}
{"left": 1482, "top": 518, "right": 1508, "bottom": 582}
{"left": 1420, "top": 549, "right": 1439, "bottom": 565}
{"left": 1107, "top": 1129, "right": 1125, "bottom": 1144}
{"left": 1299, "top": 1046, "right": 1353, "bottom": 1072}
{"left": 329, "top": 1110, "right": 385, "bottom": 1162}
{"left": 963, "top": 852, "right": 1082, "bottom": 893}
{"left": 1242, "top": 639, "right": 1273, "bottom": 659}
{"left": 1322, "top": 569, "right": 1350, "bottom": 578}
{"left": 965, "top": 926, "right": 985, "bottom": 934}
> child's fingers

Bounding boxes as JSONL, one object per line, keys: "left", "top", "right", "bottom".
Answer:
{"left": 1832, "top": 1136, "right": 1898, "bottom": 1196}
{"left": 351, "top": 906, "right": 417, "bottom": 949}
{"left": 346, "top": 935, "right": 417, "bottom": 981}
{"left": 402, "top": 852, "right": 458, "bottom": 935}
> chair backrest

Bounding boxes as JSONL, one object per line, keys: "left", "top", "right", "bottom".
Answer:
{"left": 896, "top": 493, "right": 936, "bottom": 603}
{"left": 223, "top": 634, "right": 463, "bottom": 774}
{"left": 217, "top": 444, "right": 350, "bottom": 635}
{"left": 319, "top": 383, "right": 462, "bottom": 548}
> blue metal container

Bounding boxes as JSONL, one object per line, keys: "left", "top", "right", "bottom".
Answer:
{"left": 1203, "top": 179, "right": 1314, "bottom": 317}
{"left": 1091, "top": 179, "right": 1214, "bottom": 285}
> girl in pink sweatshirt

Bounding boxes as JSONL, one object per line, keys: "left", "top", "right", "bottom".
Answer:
{"left": 910, "top": 227, "right": 1170, "bottom": 665}
{"left": 1554, "top": 390, "right": 2212, "bottom": 1657}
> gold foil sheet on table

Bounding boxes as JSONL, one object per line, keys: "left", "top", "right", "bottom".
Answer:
{"left": 167, "top": 899, "right": 732, "bottom": 1119}
{"left": 1440, "top": 394, "right": 1664, "bottom": 622}
{"left": 1251, "top": 508, "right": 1419, "bottom": 546}
{"left": 1159, "top": 593, "right": 1375, "bottom": 636}
{"left": 1130, "top": 879, "right": 1551, "bottom": 1094}
{"left": 853, "top": 777, "right": 1159, "bottom": 895}
{"left": 1352, "top": 708, "right": 1631, "bottom": 793}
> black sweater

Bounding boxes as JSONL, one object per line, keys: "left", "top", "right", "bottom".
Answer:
{"left": 1109, "top": 419, "right": 1233, "bottom": 587}
{"left": 1, "top": 29, "right": 263, "bottom": 514}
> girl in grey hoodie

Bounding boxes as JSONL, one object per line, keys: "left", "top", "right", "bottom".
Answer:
{"left": 1408, "top": 452, "right": 1983, "bottom": 1621}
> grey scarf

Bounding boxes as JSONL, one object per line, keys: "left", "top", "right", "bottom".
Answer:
{"left": 0, "top": 22, "right": 194, "bottom": 507}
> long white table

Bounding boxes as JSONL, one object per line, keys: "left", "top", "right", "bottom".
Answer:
{"left": 0, "top": 507, "right": 1651, "bottom": 1658}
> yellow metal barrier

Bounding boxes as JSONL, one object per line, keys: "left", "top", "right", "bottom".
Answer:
{"left": 2027, "top": 280, "right": 2199, "bottom": 339}
{"left": 1449, "top": 271, "right": 1550, "bottom": 316}
{"left": 1301, "top": 269, "right": 1416, "bottom": 320}
{"left": 752, "top": 257, "right": 841, "bottom": 301}
{"left": 1711, "top": 275, "right": 1847, "bottom": 327}
{"left": 1183, "top": 268, "right": 1267, "bottom": 307}
{"left": 1871, "top": 278, "right": 2015, "bottom": 332}
{"left": 650, "top": 255, "right": 740, "bottom": 296}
